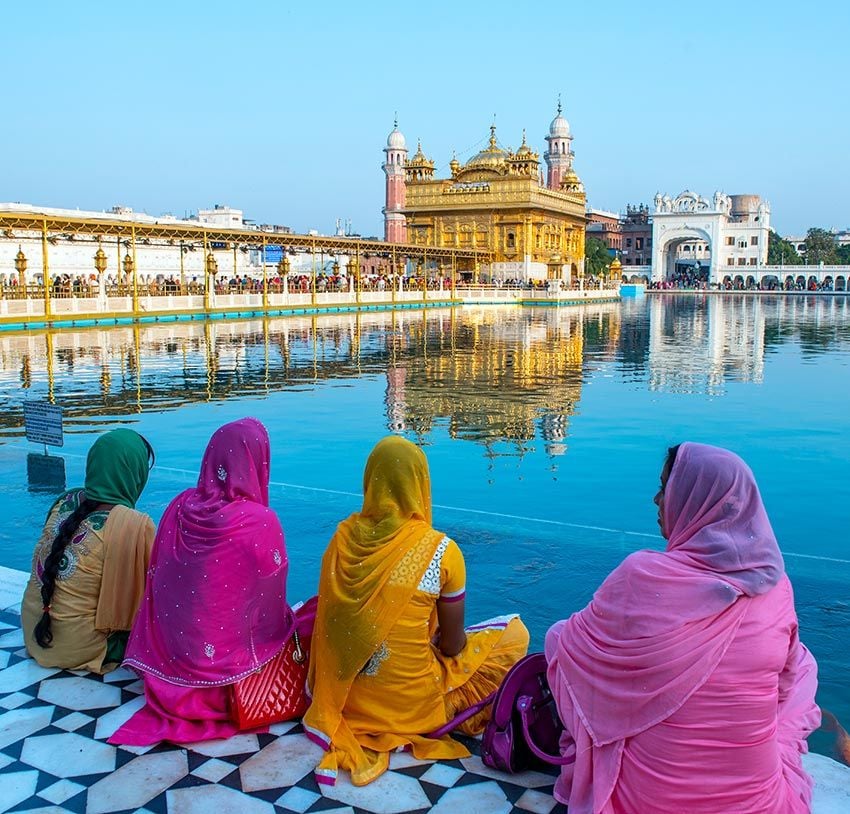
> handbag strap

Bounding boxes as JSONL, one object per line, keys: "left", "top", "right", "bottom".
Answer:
{"left": 518, "top": 695, "right": 572, "bottom": 766}
{"left": 291, "top": 630, "right": 305, "bottom": 664}
{"left": 426, "top": 691, "right": 497, "bottom": 739}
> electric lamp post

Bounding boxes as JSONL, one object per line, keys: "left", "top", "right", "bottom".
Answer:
{"left": 94, "top": 245, "right": 107, "bottom": 301}
{"left": 205, "top": 252, "right": 218, "bottom": 310}
{"left": 14, "top": 246, "right": 27, "bottom": 291}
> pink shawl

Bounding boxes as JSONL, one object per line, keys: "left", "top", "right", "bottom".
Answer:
{"left": 124, "top": 418, "right": 295, "bottom": 686}
{"left": 548, "top": 442, "right": 784, "bottom": 747}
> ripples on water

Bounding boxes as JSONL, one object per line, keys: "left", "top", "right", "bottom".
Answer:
{"left": 1, "top": 293, "right": 849, "bottom": 750}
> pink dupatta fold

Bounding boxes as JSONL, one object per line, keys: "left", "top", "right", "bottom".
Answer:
{"left": 546, "top": 442, "right": 798, "bottom": 810}
{"left": 548, "top": 442, "right": 785, "bottom": 748}
{"left": 123, "top": 417, "right": 295, "bottom": 687}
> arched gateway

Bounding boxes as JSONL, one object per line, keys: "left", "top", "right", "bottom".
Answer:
{"left": 651, "top": 191, "right": 770, "bottom": 285}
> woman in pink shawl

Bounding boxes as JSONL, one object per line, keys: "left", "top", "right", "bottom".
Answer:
{"left": 111, "top": 418, "right": 295, "bottom": 745}
{"left": 545, "top": 442, "right": 820, "bottom": 814}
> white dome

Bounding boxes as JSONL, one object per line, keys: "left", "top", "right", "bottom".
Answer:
{"left": 549, "top": 113, "right": 570, "bottom": 138}
{"left": 387, "top": 126, "right": 406, "bottom": 150}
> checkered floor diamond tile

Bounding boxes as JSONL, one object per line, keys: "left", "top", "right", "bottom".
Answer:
{"left": 1, "top": 582, "right": 849, "bottom": 812}
{"left": 0, "top": 603, "right": 564, "bottom": 813}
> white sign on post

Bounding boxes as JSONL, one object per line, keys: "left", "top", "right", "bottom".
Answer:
{"left": 23, "top": 401, "right": 64, "bottom": 448}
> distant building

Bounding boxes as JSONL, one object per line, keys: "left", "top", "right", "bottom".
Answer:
{"left": 785, "top": 236, "right": 808, "bottom": 256}
{"left": 587, "top": 205, "right": 653, "bottom": 265}
{"left": 785, "top": 229, "right": 849, "bottom": 258}
{"left": 650, "top": 191, "right": 770, "bottom": 283}
{"left": 620, "top": 205, "right": 653, "bottom": 267}
{"left": 587, "top": 209, "right": 621, "bottom": 251}
{"left": 195, "top": 205, "right": 244, "bottom": 228}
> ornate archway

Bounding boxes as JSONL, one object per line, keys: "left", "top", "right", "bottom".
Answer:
{"left": 654, "top": 226, "right": 714, "bottom": 282}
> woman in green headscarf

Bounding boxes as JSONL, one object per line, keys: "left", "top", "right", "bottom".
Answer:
{"left": 22, "top": 428, "right": 157, "bottom": 673}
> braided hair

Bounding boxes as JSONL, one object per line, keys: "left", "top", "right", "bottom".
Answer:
{"left": 33, "top": 495, "right": 100, "bottom": 648}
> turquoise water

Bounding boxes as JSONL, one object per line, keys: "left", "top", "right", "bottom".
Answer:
{"left": 0, "top": 294, "right": 847, "bottom": 754}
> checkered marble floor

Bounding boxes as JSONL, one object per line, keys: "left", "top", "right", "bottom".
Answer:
{"left": 0, "top": 603, "right": 568, "bottom": 814}
{"left": 1, "top": 564, "right": 848, "bottom": 814}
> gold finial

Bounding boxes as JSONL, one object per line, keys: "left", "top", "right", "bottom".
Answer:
{"left": 489, "top": 123, "right": 497, "bottom": 149}
{"left": 557, "top": 94, "right": 562, "bottom": 115}
{"left": 521, "top": 128, "right": 527, "bottom": 146}
{"left": 394, "top": 111, "right": 398, "bottom": 128}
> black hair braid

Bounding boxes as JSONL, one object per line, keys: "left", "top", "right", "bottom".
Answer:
{"left": 34, "top": 496, "right": 100, "bottom": 648}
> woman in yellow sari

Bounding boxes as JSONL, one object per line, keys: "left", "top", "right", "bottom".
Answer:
{"left": 305, "top": 435, "right": 529, "bottom": 787}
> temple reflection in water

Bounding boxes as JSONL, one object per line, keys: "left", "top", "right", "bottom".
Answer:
{"left": 0, "top": 295, "right": 848, "bottom": 453}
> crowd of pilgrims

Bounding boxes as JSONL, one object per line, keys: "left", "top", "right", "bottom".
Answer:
{"left": 22, "top": 421, "right": 822, "bottom": 812}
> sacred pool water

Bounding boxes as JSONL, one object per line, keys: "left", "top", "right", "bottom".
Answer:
{"left": 0, "top": 293, "right": 847, "bottom": 756}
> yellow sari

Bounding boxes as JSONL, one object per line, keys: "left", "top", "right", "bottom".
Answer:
{"left": 305, "top": 436, "right": 528, "bottom": 786}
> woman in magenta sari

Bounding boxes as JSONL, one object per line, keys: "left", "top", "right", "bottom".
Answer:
{"left": 111, "top": 418, "right": 294, "bottom": 745}
{"left": 545, "top": 442, "right": 820, "bottom": 814}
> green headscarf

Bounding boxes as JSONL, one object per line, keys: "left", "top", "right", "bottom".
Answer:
{"left": 84, "top": 429, "right": 151, "bottom": 509}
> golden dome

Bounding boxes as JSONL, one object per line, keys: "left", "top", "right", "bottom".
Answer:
{"left": 408, "top": 140, "right": 433, "bottom": 167}
{"left": 464, "top": 125, "right": 508, "bottom": 171}
{"left": 515, "top": 129, "right": 534, "bottom": 156}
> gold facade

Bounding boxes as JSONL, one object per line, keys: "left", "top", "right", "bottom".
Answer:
{"left": 402, "top": 128, "right": 587, "bottom": 279}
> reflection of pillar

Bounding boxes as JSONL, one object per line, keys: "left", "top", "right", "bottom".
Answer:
{"left": 354, "top": 311, "right": 362, "bottom": 373}
{"left": 20, "top": 355, "right": 31, "bottom": 389}
{"left": 263, "top": 318, "right": 270, "bottom": 392}
{"left": 132, "top": 325, "right": 142, "bottom": 412}
{"left": 45, "top": 331, "right": 55, "bottom": 404}
{"left": 311, "top": 315, "right": 318, "bottom": 380}
{"left": 204, "top": 321, "right": 214, "bottom": 401}
{"left": 385, "top": 365, "right": 407, "bottom": 432}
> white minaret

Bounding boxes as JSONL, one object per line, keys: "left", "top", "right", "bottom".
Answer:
{"left": 544, "top": 97, "right": 574, "bottom": 191}
{"left": 383, "top": 116, "right": 408, "bottom": 243}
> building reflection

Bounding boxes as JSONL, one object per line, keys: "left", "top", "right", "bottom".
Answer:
{"left": 383, "top": 307, "right": 589, "bottom": 456}
{"left": 643, "top": 294, "right": 850, "bottom": 395}
{"left": 0, "top": 296, "right": 847, "bottom": 450}
{"left": 0, "top": 309, "right": 607, "bottom": 455}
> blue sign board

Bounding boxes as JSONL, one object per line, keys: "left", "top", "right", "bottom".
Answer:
{"left": 263, "top": 245, "right": 283, "bottom": 264}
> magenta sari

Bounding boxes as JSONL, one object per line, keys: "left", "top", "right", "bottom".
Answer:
{"left": 111, "top": 418, "right": 295, "bottom": 745}
{"left": 546, "top": 442, "right": 819, "bottom": 813}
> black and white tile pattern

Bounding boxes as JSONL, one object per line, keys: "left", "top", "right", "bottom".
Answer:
{"left": 0, "top": 605, "right": 567, "bottom": 814}
{"left": 1, "top": 564, "right": 847, "bottom": 814}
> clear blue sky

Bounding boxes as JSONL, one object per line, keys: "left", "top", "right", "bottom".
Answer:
{"left": 2, "top": 1, "right": 847, "bottom": 237}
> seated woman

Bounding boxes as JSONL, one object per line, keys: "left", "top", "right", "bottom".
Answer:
{"left": 111, "top": 418, "right": 295, "bottom": 745}
{"left": 545, "top": 443, "right": 820, "bottom": 814}
{"left": 22, "top": 428, "right": 155, "bottom": 673}
{"left": 304, "top": 435, "right": 529, "bottom": 787}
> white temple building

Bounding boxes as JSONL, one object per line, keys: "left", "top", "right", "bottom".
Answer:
{"left": 650, "top": 191, "right": 770, "bottom": 284}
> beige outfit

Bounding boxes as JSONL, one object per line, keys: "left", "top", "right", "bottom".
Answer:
{"left": 22, "top": 492, "right": 154, "bottom": 673}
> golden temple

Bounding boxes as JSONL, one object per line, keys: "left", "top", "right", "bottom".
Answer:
{"left": 384, "top": 107, "right": 587, "bottom": 283}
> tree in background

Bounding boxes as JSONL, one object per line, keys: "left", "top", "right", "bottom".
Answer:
{"left": 585, "top": 236, "right": 613, "bottom": 277}
{"left": 803, "top": 228, "right": 839, "bottom": 265}
{"left": 836, "top": 242, "right": 850, "bottom": 265}
{"left": 767, "top": 231, "right": 803, "bottom": 265}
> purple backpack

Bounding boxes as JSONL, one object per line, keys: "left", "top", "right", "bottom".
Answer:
{"left": 428, "top": 652, "right": 570, "bottom": 774}
{"left": 481, "top": 653, "right": 571, "bottom": 773}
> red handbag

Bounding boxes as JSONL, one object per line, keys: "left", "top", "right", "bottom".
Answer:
{"left": 230, "top": 596, "right": 318, "bottom": 730}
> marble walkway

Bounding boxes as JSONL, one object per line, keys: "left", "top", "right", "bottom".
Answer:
{"left": 0, "top": 565, "right": 848, "bottom": 814}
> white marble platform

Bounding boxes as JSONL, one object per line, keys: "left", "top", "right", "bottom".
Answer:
{"left": 0, "top": 567, "right": 848, "bottom": 813}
